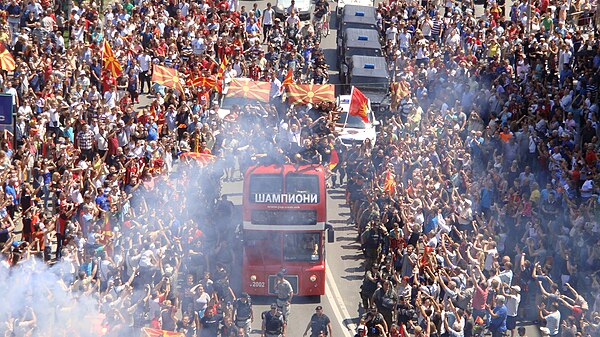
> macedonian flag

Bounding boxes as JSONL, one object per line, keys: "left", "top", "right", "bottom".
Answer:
{"left": 0, "top": 43, "right": 15, "bottom": 71}
{"left": 390, "top": 80, "right": 410, "bottom": 111}
{"left": 383, "top": 169, "right": 396, "bottom": 195}
{"left": 215, "top": 56, "right": 228, "bottom": 93}
{"left": 141, "top": 327, "right": 185, "bottom": 337}
{"left": 187, "top": 75, "right": 217, "bottom": 89}
{"left": 152, "top": 64, "right": 184, "bottom": 94}
{"left": 226, "top": 78, "right": 271, "bottom": 102}
{"left": 101, "top": 40, "right": 122, "bottom": 77}
{"left": 349, "top": 87, "right": 369, "bottom": 123}
{"left": 287, "top": 84, "right": 335, "bottom": 105}
{"left": 179, "top": 152, "right": 217, "bottom": 166}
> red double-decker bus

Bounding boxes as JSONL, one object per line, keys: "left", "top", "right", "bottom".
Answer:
{"left": 242, "top": 164, "right": 334, "bottom": 297}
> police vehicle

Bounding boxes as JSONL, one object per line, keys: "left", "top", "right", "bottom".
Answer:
{"left": 340, "top": 55, "right": 390, "bottom": 114}
{"left": 337, "top": 5, "right": 378, "bottom": 42}
{"left": 338, "top": 28, "right": 382, "bottom": 71}
{"left": 336, "top": 0, "right": 375, "bottom": 18}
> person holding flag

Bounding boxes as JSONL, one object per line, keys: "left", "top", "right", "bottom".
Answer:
{"left": 101, "top": 40, "right": 122, "bottom": 78}
{"left": 381, "top": 165, "right": 397, "bottom": 196}
{"left": 215, "top": 56, "right": 229, "bottom": 94}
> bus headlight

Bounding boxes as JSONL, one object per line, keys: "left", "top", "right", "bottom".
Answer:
{"left": 250, "top": 275, "right": 257, "bottom": 281}
{"left": 309, "top": 275, "right": 317, "bottom": 282}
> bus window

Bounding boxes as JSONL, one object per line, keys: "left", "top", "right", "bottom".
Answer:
{"left": 251, "top": 210, "right": 318, "bottom": 226}
{"left": 283, "top": 233, "right": 321, "bottom": 262}
{"left": 286, "top": 174, "right": 319, "bottom": 196}
{"left": 249, "top": 174, "right": 283, "bottom": 195}
{"left": 244, "top": 231, "right": 282, "bottom": 257}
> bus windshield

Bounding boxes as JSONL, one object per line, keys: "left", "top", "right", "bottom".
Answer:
{"left": 249, "top": 174, "right": 283, "bottom": 195}
{"left": 286, "top": 174, "right": 319, "bottom": 195}
{"left": 283, "top": 233, "right": 321, "bottom": 262}
{"left": 244, "top": 231, "right": 282, "bottom": 258}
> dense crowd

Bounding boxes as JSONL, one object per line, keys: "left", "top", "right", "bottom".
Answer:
{"left": 346, "top": 1, "right": 600, "bottom": 337}
{"left": 0, "top": 0, "right": 339, "bottom": 336}
{"left": 0, "top": 0, "right": 597, "bottom": 336}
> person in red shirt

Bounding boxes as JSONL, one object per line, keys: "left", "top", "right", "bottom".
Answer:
{"left": 199, "top": 141, "right": 212, "bottom": 154}
{"left": 585, "top": 144, "right": 597, "bottom": 165}
{"left": 247, "top": 60, "right": 261, "bottom": 81}
{"left": 217, "top": 0, "right": 229, "bottom": 11}
{"left": 499, "top": 126, "right": 513, "bottom": 142}
{"left": 101, "top": 70, "right": 117, "bottom": 94}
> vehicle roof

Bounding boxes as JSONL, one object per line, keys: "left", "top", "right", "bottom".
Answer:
{"left": 246, "top": 164, "right": 325, "bottom": 176}
{"left": 350, "top": 55, "right": 389, "bottom": 78}
{"left": 344, "top": 28, "right": 381, "bottom": 50}
{"left": 338, "top": 0, "right": 373, "bottom": 7}
{"left": 342, "top": 5, "right": 377, "bottom": 24}
{"left": 277, "top": 0, "right": 311, "bottom": 7}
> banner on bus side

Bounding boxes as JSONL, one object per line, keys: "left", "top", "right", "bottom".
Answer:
{"left": 253, "top": 193, "right": 319, "bottom": 204}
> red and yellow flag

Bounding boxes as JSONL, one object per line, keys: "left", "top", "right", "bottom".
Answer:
{"left": 187, "top": 75, "right": 217, "bottom": 89}
{"left": 383, "top": 169, "right": 396, "bottom": 195}
{"left": 282, "top": 68, "right": 294, "bottom": 86}
{"left": 101, "top": 40, "right": 122, "bottom": 77}
{"left": 329, "top": 148, "right": 339, "bottom": 170}
{"left": 227, "top": 78, "right": 271, "bottom": 102}
{"left": 152, "top": 65, "right": 184, "bottom": 93}
{"left": 215, "top": 56, "right": 228, "bottom": 93}
{"left": 0, "top": 43, "right": 15, "bottom": 71}
{"left": 278, "top": 68, "right": 294, "bottom": 94}
{"left": 179, "top": 152, "right": 217, "bottom": 166}
{"left": 141, "top": 327, "right": 185, "bottom": 337}
{"left": 349, "top": 87, "right": 369, "bottom": 123}
{"left": 287, "top": 84, "right": 335, "bottom": 105}
{"left": 390, "top": 81, "right": 410, "bottom": 111}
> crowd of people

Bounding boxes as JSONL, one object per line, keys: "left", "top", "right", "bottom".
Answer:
{"left": 0, "top": 0, "right": 597, "bottom": 336}
{"left": 345, "top": 1, "right": 600, "bottom": 337}
{"left": 0, "top": 0, "right": 341, "bottom": 336}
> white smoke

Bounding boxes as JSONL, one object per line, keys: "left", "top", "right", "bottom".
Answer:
{"left": 0, "top": 257, "right": 105, "bottom": 337}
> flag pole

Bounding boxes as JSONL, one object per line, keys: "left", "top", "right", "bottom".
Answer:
{"left": 343, "top": 86, "right": 353, "bottom": 128}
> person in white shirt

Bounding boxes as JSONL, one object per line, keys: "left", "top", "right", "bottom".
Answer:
{"left": 94, "top": 126, "right": 109, "bottom": 157}
{"left": 538, "top": 302, "right": 560, "bottom": 336}
{"left": 385, "top": 22, "right": 398, "bottom": 46}
{"left": 484, "top": 241, "right": 499, "bottom": 272}
{"left": 398, "top": 26, "right": 411, "bottom": 55}
{"left": 5, "top": 81, "right": 19, "bottom": 110}
{"left": 504, "top": 285, "right": 521, "bottom": 337}
{"left": 103, "top": 86, "right": 119, "bottom": 109}
{"left": 285, "top": 11, "right": 300, "bottom": 31}
{"left": 498, "top": 262, "right": 514, "bottom": 286}
{"left": 262, "top": 3, "right": 275, "bottom": 43}
{"left": 137, "top": 51, "right": 152, "bottom": 93}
